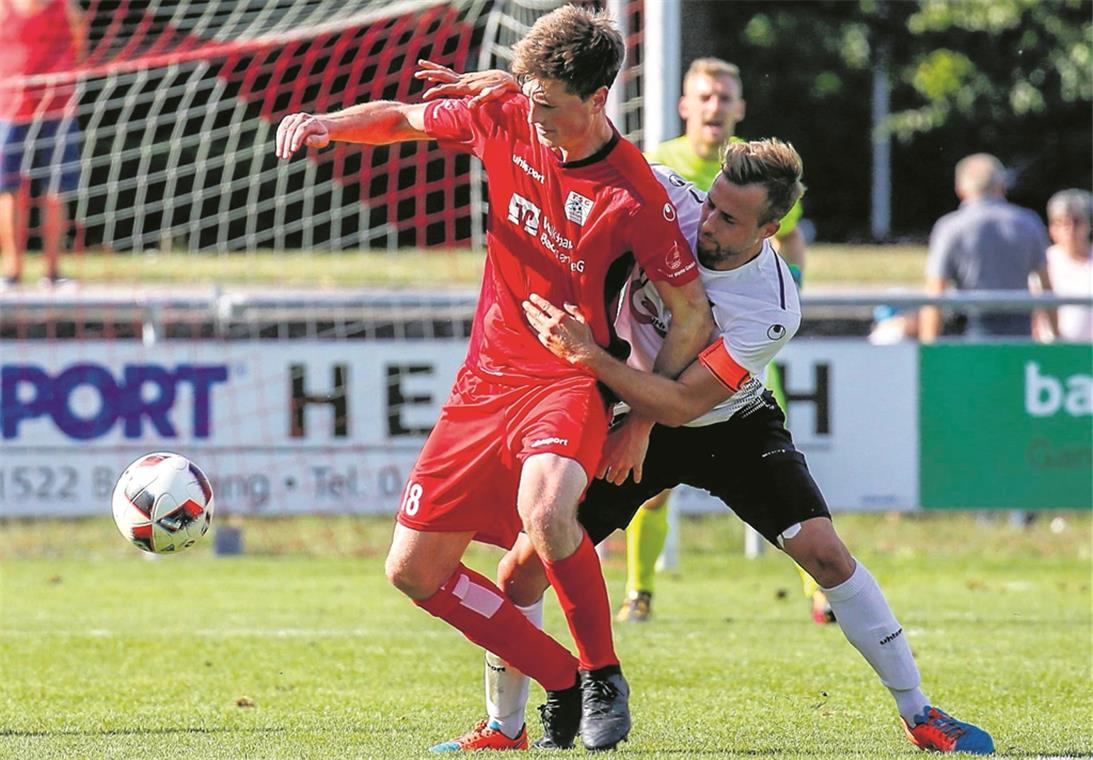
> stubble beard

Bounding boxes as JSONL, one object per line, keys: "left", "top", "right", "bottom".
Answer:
{"left": 696, "top": 240, "right": 728, "bottom": 269}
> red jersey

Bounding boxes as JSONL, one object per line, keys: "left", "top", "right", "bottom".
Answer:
{"left": 424, "top": 94, "right": 698, "bottom": 384}
{"left": 0, "top": 0, "right": 78, "bottom": 122}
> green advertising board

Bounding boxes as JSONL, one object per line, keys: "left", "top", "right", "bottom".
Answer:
{"left": 920, "top": 344, "right": 1093, "bottom": 509}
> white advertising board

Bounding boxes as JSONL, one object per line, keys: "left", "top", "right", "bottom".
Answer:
{"left": 781, "top": 339, "right": 918, "bottom": 510}
{"left": 1, "top": 339, "right": 919, "bottom": 517}
{"left": 0, "top": 341, "right": 467, "bottom": 516}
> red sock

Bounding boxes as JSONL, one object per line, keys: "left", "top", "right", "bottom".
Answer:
{"left": 415, "top": 563, "right": 578, "bottom": 691}
{"left": 542, "top": 532, "right": 619, "bottom": 670}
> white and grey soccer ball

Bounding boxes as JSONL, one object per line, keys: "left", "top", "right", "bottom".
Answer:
{"left": 111, "top": 453, "right": 215, "bottom": 554}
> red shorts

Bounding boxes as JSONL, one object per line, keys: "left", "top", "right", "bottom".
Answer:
{"left": 395, "top": 366, "right": 610, "bottom": 548}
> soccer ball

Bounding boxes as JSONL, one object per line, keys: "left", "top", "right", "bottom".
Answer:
{"left": 111, "top": 453, "right": 215, "bottom": 554}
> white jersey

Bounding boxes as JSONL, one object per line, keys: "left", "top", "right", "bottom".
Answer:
{"left": 614, "top": 164, "right": 802, "bottom": 426}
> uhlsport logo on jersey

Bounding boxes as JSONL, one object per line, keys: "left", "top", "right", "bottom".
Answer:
{"left": 530, "top": 436, "right": 569, "bottom": 448}
{"left": 512, "top": 153, "right": 544, "bottom": 183}
{"left": 1, "top": 362, "right": 229, "bottom": 440}
{"left": 564, "top": 191, "right": 594, "bottom": 225}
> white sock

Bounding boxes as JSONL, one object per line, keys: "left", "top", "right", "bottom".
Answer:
{"left": 485, "top": 597, "right": 542, "bottom": 738}
{"left": 822, "top": 559, "right": 929, "bottom": 724}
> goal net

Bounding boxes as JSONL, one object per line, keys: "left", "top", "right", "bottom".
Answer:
{"left": 20, "top": 0, "right": 492, "bottom": 255}
{"left": 0, "top": 0, "right": 654, "bottom": 555}
{"left": 2, "top": 0, "right": 646, "bottom": 257}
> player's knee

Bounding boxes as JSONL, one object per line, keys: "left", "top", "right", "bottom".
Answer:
{"left": 805, "top": 539, "right": 855, "bottom": 587}
{"left": 785, "top": 520, "right": 855, "bottom": 587}
{"left": 498, "top": 551, "right": 548, "bottom": 607}
{"left": 518, "top": 500, "right": 567, "bottom": 538}
{"left": 813, "top": 555, "right": 854, "bottom": 588}
{"left": 385, "top": 553, "right": 440, "bottom": 600}
{"left": 383, "top": 554, "right": 410, "bottom": 594}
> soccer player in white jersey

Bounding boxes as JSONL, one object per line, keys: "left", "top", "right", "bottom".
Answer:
{"left": 428, "top": 136, "right": 994, "bottom": 755}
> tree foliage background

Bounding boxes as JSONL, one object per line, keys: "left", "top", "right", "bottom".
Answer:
{"left": 681, "top": 0, "right": 1092, "bottom": 240}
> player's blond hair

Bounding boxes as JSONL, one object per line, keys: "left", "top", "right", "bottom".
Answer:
{"left": 511, "top": 5, "right": 624, "bottom": 99}
{"left": 720, "top": 138, "right": 806, "bottom": 225}
{"left": 683, "top": 57, "right": 742, "bottom": 93}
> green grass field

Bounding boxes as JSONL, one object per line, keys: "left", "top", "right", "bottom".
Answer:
{"left": 2, "top": 512, "right": 1090, "bottom": 759}
{"left": 18, "top": 243, "right": 929, "bottom": 288}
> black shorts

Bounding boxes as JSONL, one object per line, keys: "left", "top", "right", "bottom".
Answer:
{"left": 578, "top": 391, "right": 831, "bottom": 546}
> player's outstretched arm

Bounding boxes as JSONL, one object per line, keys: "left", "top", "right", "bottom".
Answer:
{"left": 414, "top": 60, "right": 518, "bottom": 106}
{"left": 522, "top": 294, "right": 729, "bottom": 428}
{"left": 275, "top": 101, "right": 431, "bottom": 160}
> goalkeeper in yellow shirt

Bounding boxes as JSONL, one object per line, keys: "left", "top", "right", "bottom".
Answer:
{"left": 620, "top": 57, "right": 832, "bottom": 625}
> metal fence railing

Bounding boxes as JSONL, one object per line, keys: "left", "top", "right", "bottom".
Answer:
{"left": 2, "top": 289, "right": 1089, "bottom": 343}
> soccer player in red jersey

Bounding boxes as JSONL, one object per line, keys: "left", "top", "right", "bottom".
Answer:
{"left": 275, "top": 6, "right": 713, "bottom": 750}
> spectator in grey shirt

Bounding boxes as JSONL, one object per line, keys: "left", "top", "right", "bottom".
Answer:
{"left": 920, "top": 153, "right": 1054, "bottom": 341}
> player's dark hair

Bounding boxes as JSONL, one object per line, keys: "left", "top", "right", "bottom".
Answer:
{"left": 720, "top": 139, "right": 806, "bottom": 226}
{"left": 511, "top": 5, "right": 624, "bottom": 100}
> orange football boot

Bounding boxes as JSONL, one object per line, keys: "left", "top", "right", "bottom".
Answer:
{"left": 429, "top": 719, "right": 528, "bottom": 752}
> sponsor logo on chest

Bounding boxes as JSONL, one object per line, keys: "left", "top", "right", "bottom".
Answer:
{"left": 506, "top": 191, "right": 586, "bottom": 275}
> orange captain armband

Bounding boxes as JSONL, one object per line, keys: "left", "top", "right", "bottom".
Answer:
{"left": 698, "top": 339, "right": 751, "bottom": 392}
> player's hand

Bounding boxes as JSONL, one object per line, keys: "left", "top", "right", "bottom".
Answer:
{"left": 522, "top": 293, "right": 599, "bottom": 365}
{"left": 415, "top": 60, "right": 517, "bottom": 106}
{"left": 275, "top": 112, "right": 331, "bottom": 160}
{"left": 597, "top": 415, "right": 653, "bottom": 485}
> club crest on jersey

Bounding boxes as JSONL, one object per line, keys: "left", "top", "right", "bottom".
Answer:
{"left": 767, "top": 324, "right": 787, "bottom": 340}
{"left": 564, "top": 191, "right": 594, "bottom": 226}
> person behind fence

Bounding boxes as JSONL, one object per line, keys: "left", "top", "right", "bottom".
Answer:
{"left": 919, "top": 153, "right": 1055, "bottom": 341}
{"left": 0, "top": 0, "right": 86, "bottom": 289}
{"left": 1035, "top": 188, "right": 1091, "bottom": 342}
{"left": 275, "top": 5, "right": 713, "bottom": 752}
